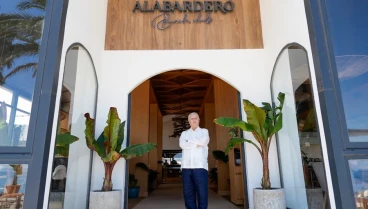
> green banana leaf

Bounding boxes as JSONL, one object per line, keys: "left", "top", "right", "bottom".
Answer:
{"left": 84, "top": 107, "right": 157, "bottom": 163}
{"left": 55, "top": 146, "right": 69, "bottom": 157}
{"left": 213, "top": 117, "right": 254, "bottom": 132}
{"left": 84, "top": 113, "right": 105, "bottom": 158}
{"left": 116, "top": 121, "right": 126, "bottom": 152}
{"left": 120, "top": 143, "right": 156, "bottom": 160}
{"left": 136, "top": 162, "right": 149, "bottom": 172}
{"left": 55, "top": 132, "right": 79, "bottom": 157}
{"left": 56, "top": 132, "right": 79, "bottom": 146}
{"left": 243, "top": 99, "right": 267, "bottom": 141}
{"left": 212, "top": 150, "right": 228, "bottom": 163}
{"left": 103, "top": 108, "right": 121, "bottom": 155}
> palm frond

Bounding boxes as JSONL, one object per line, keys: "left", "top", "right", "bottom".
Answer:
{"left": 4, "top": 62, "right": 37, "bottom": 80}
{"left": 17, "top": 0, "right": 46, "bottom": 11}
{"left": 0, "top": 73, "right": 5, "bottom": 85}
{"left": 0, "top": 13, "right": 43, "bottom": 37}
{"left": 0, "top": 42, "right": 39, "bottom": 70}
{"left": 0, "top": 0, "right": 45, "bottom": 83}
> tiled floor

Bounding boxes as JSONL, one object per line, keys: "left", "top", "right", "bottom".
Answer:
{"left": 132, "top": 183, "right": 241, "bottom": 209}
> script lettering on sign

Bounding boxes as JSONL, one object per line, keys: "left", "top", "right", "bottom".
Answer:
{"left": 132, "top": 1, "right": 235, "bottom": 30}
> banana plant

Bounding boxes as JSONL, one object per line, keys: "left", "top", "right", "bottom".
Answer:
{"left": 54, "top": 118, "right": 79, "bottom": 157}
{"left": 55, "top": 132, "right": 79, "bottom": 157}
{"left": 214, "top": 92, "right": 285, "bottom": 189}
{"left": 84, "top": 107, "right": 156, "bottom": 191}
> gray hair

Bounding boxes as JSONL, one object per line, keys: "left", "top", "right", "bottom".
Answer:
{"left": 188, "top": 112, "right": 200, "bottom": 121}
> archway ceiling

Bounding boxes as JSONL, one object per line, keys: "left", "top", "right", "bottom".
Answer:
{"left": 150, "top": 70, "right": 212, "bottom": 116}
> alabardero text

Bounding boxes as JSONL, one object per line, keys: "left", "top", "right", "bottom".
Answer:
{"left": 133, "top": 1, "right": 235, "bottom": 13}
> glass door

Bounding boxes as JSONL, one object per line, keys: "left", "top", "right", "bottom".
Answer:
{"left": 270, "top": 44, "right": 331, "bottom": 209}
{"left": 46, "top": 45, "right": 98, "bottom": 209}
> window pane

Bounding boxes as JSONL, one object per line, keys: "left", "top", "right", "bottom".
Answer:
{"left": 0, "top": 1, "right": 46, "bottom": 147}
{"left": 325, "top": 0, "right": 368, "bottom": 142}
{"left": 348, "top": 159, "right": 368, "bottom": 208}
{"left": 0, "top": 87, "right": 13, "bottom": 105}
{"left": 11, "top": 111, "right": 30, "bottom": 147}
{"left": 17, "top": 97, "right": 32, "bottom": 113}
{"left": 0, "top": 164, "right": 28, "bottom": 208}
{"left": 271, "top": 46, "right": 330, "bottom": 208}
{"left": 47, "top": 46, "right": 97, "bottom": 209}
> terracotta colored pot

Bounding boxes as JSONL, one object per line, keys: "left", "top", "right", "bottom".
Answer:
{"left": 6, "top": 185, "right": 21, "bottom": 194}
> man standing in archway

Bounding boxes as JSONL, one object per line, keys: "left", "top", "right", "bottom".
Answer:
{"left": 179, "top": 112, "right": 210, "bottom": 209}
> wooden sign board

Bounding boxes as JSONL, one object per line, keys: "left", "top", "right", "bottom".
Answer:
{"left": 105, "top": 0, "right": 264, "bottom": 50}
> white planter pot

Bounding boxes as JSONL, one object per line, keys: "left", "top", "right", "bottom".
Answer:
{"left": 254, "top": 188, "right": 286, "bottom": 209}
{"left": 89, "top": 190, "right": 122, "bottom": 209}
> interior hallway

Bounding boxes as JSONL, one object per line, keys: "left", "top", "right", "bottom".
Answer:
{"left": 132, "top": 183, "right": 240, "bottom": 209}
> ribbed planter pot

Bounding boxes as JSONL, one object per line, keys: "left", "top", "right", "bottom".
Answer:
{"left": 89, "top": 190, "right": 121, "bottom": 209}
{"left": 254, "top": 188, "right": 286, "bottom": 209}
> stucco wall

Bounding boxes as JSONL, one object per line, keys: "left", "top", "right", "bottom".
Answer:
{"left": 43, "top": 0, "right": 337, "bottom": 208}
{"left": 95, "top": 49, "right": 272, "bottom": 208}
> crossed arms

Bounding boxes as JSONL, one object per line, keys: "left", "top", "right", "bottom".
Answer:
{"left": 179, "top": 129, "right": 210, "bottom": 149}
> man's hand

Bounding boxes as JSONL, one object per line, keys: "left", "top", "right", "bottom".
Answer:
{"left": 185, "top": 140, "right": 202, "bottom": 147}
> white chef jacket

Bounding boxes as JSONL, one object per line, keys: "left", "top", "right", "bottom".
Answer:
{"left": 179, "top": 127, "right": 210, "bottom": 170}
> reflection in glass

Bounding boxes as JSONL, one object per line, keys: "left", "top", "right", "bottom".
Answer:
{"left": 325, "top": 0, "right": 368, "bottom": 142}
{"left": 349, "top": 159, "right": 368, "bottom": 208}
{"left": 271, "top": 46, "right": 330, "bottom": 208}
{"left": 47, "top": 46, "right": 97, "bottom": 209}
{"left": 0, "top": 0, "right": 46, "bottom": 147}
{"left": 0, "top": 164, "right": 28, "bottom": 208}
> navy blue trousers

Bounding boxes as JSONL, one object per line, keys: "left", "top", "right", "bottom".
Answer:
{"left": 182, "top": 168, "right": 208, "bottom": 209}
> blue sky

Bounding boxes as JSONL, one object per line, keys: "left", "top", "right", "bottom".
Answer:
{"left": 0, "top": 0, "right": 45, "bottom": 100}
{"left": 326, "top": 0, "right": 368, "bottom": 141}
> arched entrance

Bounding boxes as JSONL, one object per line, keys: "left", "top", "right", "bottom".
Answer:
{"left": 125, "top": 69, "right": 248, "bottom": 209}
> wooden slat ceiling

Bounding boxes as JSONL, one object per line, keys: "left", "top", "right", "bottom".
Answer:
{"left": 150, "top": 70, "right": 212, "bottom": 116}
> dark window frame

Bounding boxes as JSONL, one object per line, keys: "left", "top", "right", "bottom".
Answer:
{"left": 304, "top": 0, "right": 367, "bottom": 208}
{"left": 0, "top": 0, "right": 69, "bottom": 208}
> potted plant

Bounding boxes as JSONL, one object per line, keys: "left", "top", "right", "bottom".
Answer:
{"left": 6, "top": 164, "right": 22, "bottom": 194}
{"left": 134, "top": 162, "right": 159, "bottom": 193}
{"left": 128, "top": 173, "right": 139, "bottom": 198}
{"left": 128, "top": 162, "right": 148, "bottom": 198}
{"left": 50, "top": 122, "right": 79, "bottom": 192}
{"left": 84, "top": 107, "right": 156, "bottom": 209}
{"left": 54, "top": 124, "right": 79, "bottom": 157}
{"left": 210, "top": 150, "right": 229, "bottom": 191}
{"left": 214, "top": 92, "right": 286, "bottom": 209}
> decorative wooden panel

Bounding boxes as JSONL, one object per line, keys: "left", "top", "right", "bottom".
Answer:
{"left": 213, "top": 78, "right": 244, "bottom": 204}
{"left": 129, "top": 80, "right": 150, "bottom": 197}
{"left": 151, "top": 70, "right": 212, "bottom": 115}
{"left": 105, "top": 0, "right": 263, "bottom": 50}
